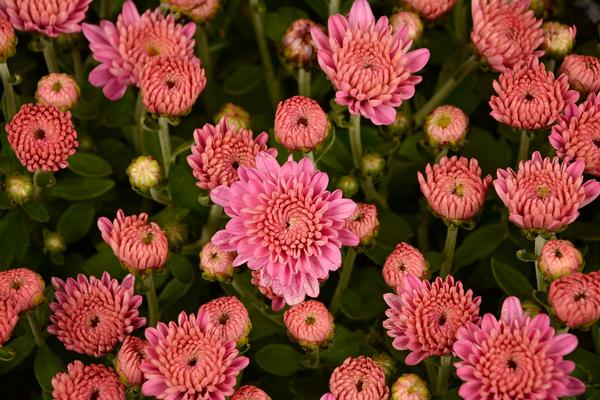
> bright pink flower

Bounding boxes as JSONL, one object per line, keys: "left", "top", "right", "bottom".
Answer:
{"left": 48, "top": 272, "right": 146, "bottom": 357}
{"left": 211, "top": 153, "right": 359, "bottom": 305}
{"left": 550, "top": 91, "right": 600, "bottom": 176}
{"left": 250, "top": 269, "right": 286, "bottom": 312}
{"left": 539, "top": 240, "right": 583, "bottom": 280}
{"left": 311, "top": 0, "right": 429, "bottom": 125}
{"left": 35, "top": 73, "right": 80, "bottom": 111}
{"left": 453, "top": 296, "right": 585, "bottom": 399}
{"left": 382, "top": 242, "right": 428, "bottom": 291}
{"left": 231, "top": 385, "right": 272, "bottom": 400}
{"left": 141, "top": 310, "right": 249, "bottom": 400}
{"left": 187, "top": 118, "right": 276, "bottom": 191}
{"left": 391, "top": 373, "right": 430, "bottom": 400}
{"left": 323, "top": 356, "right": 389, "bottom": 400}
{"left": 200, "top": 240, "right": 236, "bottom": 282}
{"left": 383, "top": 275, "right": 481, "bottom": 365}
{"left": 116, "top": 336, "right": 146, "bottom": 387}
{"left": 6, "top": 104, "right": 78, "bottom": 172}
{"left": 424, "top": 105, "right": 469, "bottom": 148}
{"left": 548, "top": 272, "right": 600, "bottom": 328}
{"left": 0, "top": 268, "right": 45, "bottom": 313}
{"left": 471, "top": 0, "right": 543, "bottom": 72}
{"left": 82, "top": 0, "right": 195, "bottom": 100}
{"left": 0, "top": 12, "right": 16, "bottom": 62}
{"left": 0, "top": 299, "right": 17, "bottom": 345}
{"left": 344, "top": 203, "right": 379, "bottom": 245}
{"left": 494, "top": 151, "right": 600, "bottom": 234}
{"left": 51, "top": 361, "right": 125, "bottom": 400}
{"left": 162, "top": 0, "right": 220, "bottom": 23}
{"left": 559, "top": 54, "right": 600, "bottom": 94}
{"left": 274, "top": 96, "right": 329, "bottom": 152}
{"left": 284, "top": 300, "right": 334, "bottom": 349}
{"left": 98, "top": 210, "right": 169, "bottom": 273}
{"left": 390, "top": 11, "right": 423, "bottom": 42}
{"left": 402, "top": 0, "right": 456, "bottom": 21}
{"left": 3, "top": 0, "right": 91, "bottom": 37}
{"left": 198, "top": 296, "right": 252, "bottom": 346}
{"left": 418, "top": 156, "right": 492, "bottom": 224}
{"left": 542, "top": 22, "right": 576, "bottom": 58}
{"left": 282, "top": 19, "right": 323, "bottom": 70}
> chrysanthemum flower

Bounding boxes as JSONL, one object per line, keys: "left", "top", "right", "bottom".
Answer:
{"left": 391, "top": 373, "right": 430, "bottom": 400}
{"left": 311, "top": 0, "right": 429, "bottom": 125}
{"left": 211, "top": 153, "right": 359, "bottom": 305}
{"left": 489, "top": 57, "right": 578, "bottom": 130}
{"left": 453, "top": 296, "right": 586, "bottom": 399}
{"left": 274, "top": 96, "right": 329, "bottom": 152}
{"left": 383, "top": 275, "right": 480, "bottom": 365}
{"left": 0, "top": 299, "right": 17, "bottom": 345}
{"left": 3, "top": 0, "right": 92, "bottom": 37}
{"left": 550, "top": 91, "right": 600, "bottom": 176}
{"left": 116, "top": 336, "right": 146, "bottom": 387}
{"left": 162, "top": 0, "right": 220, "bottom": 23}
{"left": 250, "top": 269, "right": 286, "bottom": 312}
{"left": 284, "top": 300, "right": 334, "bottom": 349}
{"left": 231, "top": 385, "right": 272, "bottom": 400}
{"left": 542, "top": 22, "right": 576, "bottom": 58}
{"left": 0, "top": 12, "right": 16, "bottom": 62}
{"left": 344, "top": 203, "right": 379, "bottom": 245}
{"left": 200, "top": 240, "right": 236, "bottom": 282}
{"left": 82, "top": 0, "right": 196, "bottom": 100}
{"left": 48, "top": 272, "right": 146, "bottom": 357}
{"left": 187, "top": 118, "right": 276, "bottom": 191}
{"left": 214, "top": 103, "right": 251, "bottom": 130}
{"left": 548, "top": 272, "right": 600, "bottom": 328}
{"left": 6, "top": 104, "right": 78, "bottom": 172}
{"left": 51, "top": 361, "right": 125, "bottom": 400}
{"left": 141, "top": 310, "right": 249, "bottom": 400}
{"left": 322, "top": 356, "right": 389, "bottom": 400}
{"left": 424, "top": 105, "right": 469, "bottom": 149}
{"left": 418, "top": 156, "right": 492, "bottom": 225}
{"left": 35, "top": 73, "right": 80, "bottom": 111}
{"left": 382, "top": 242, "right": 428, "bottom": 290}
{"left": 282, "top": 19, "right": 322, "bottom": 70}
{"left": 402, "top": 0, "right": 456, "bottom": 21}
{"left": 390, "top": 11, "right": 423, "bottom": 42}
{"left": 471, "top": 0, "right": 543, "bottom": 72}
{"left": 198, "top": 296, "right": 252, "bottom": 346}
{"left": 0, "top": 268, "right": 45, "bottom": 313}
{"left": 98, "top": 210, "right": 169, "bottom": 273}
{"left": 539, "top": 240, "right": 583, "bottom": 281}
{"left": 559, "top": 54, "right": 600, "bottom": 94}
{"left": 494, "top": 151, "right": 600, "bottom": 234}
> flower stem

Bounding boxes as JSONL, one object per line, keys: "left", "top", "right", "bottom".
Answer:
{"left": 362, "top": 177, "right": 389, "bottom": 208}
{"left": 0, "top": 62, "right": 18, "bottom": 120}
{"left": 249, "top": 0, "right": 279, "bottom": 108}
{"left": 26, "top": 311, "right": 45, "bottom": 347}
{"left": 144, "top": 272, "right": 160, "bottom": 327}
{"left": 231, "top": 275, "right": 284, "bottom": 327}
{"left": 200, "top": 204, "right": 223, "bottom": 244}
{"left": 329, "top": 0, "right": 341, "bottom": 15}
{"left": 434, "top": 355, "right": 452, "bottom": 396}
{"left": 42, "top": 38, "right": 59, "bottom": 73}
{"left": 195, "top": 26, "right": 213, "bottom": 82}
{"left": 439, "top": 225, "right": 458, "bottom": 278}
{"left": 100, "top": 0, "right": 111, "bottom": 18}
{"left": 534, "top": 235, "right": 547, "bottom": 291}
{"left": 329, "top": 248, "right": 357, "bottom": 315}
{"left": 32, "top": 170, "right": 44, "bottom": 202}
{"left": 71, "top": 49, "right": 85, "bottom": 88}
{"left": 435, "top": 148, "right": 449, "bottom": 163}
{"left": 158, "top": 117, "right": 172, "bottom": 177}
{"left": 349, "top": 114, "right": 362, "bottom": 170}
{"left": 133, "top": 92, "right": 145, "bottom": 154}
{"left": 298, "top": 69, "right": 311, "bottom": 97}
{"left": 305, "top": 151, "right": 315, "bottom": 163}
{"left": 517, "top": 130, "right": 531, "bottom": 165}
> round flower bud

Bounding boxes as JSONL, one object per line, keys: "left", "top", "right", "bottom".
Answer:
{"left": 387, "top": 111, "right": 411, "bottom": 137}
{"left": 281, "top": 19, "right": 322, "bottom": 70}
{"left": 560, "top": 54, "right": 600, "bottom": 94}
{"left": 539, "top": 240, "right": 583, "bottom": 281}
{"left": 126, "top": 156, "right": 162, "bottom": 192}
{"left": 5, "top": 173, "right": 33, "bottom": 204}
{"left": 344, "top": 203, "right": 379, "bottom": 245}
{"left": 391, "top": 373, "right": 431, "bottom": 400}
{"left": 548, "top": 272, "right": 600, "bottom": 328}
{"left": 199, "top": 240, "right": 235, "bottom": 282}
{"left": 199, "top": 296, "right": 252, "bottom": 347}
{"left": 424, "top": 105, "right": 469, "bottom": 149}
{"left": 402, "top": 0, "right": 456, "bottom": 21}
{"left": 372, "top": 353, "right": 396, "bottom": 381}
{"left": 116, "top": 336, "right": 146, "bottom": 387}
{"left": 382, "top": 242, "right": 429, "bottom": 290}
{"left": 43, "top": 230, "right": 66, "bottom": 255}
{"left": 337, "top": 175, "right": 359, "bottom": 197}
{"left": 0, "top": 268, "right": 45, "bottom": 313}
{"left": 542, "top": 22, "right": 576, "bottom": 59}
{"left": 0, "top": 13, "right": 16, "bottom": 62}
{"left": 214, "top": 103, "right": 251, "bottom": 130}
{"left": 284, "top": 300, "right": 334, "bottom": 350}
{"left": 163, "top": 221, "right": 189, "bottom": 251}
{"left": 162, "top": 0, "right": 220, "bottom": 23}
{"left": 35, "top": 73, "right": 80, "bottom": 111}
{"left": 325, "top": 356, "right": 389, "bottom": 399}
{"left": 521, "top": 300, "right": 541, "bottom": 318}
{"left": 231, "top": 385, "right": 272, "bottom": 400}
{"left": 390, "top": 11, "right": 423, "bottom": 43}
{"left": 274, "top": 96, "right": 329, "bottom": 152}
{"left": 361, "top": 153, "right": 385, "bottom": 177}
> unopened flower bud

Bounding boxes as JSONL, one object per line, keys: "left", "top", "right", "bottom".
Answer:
{"left": 529, "top": 0, "right": 550, "bottom": 17}
{"left": 35, "top": 73, "right": 80, "bottom": 111}
{"left": 521, "top": 300, "right": 541, "bottom": 318}
{"left": 43, "top": 230, "right": 66, "bottom": 255}
{"left": 284, "top": 300, "right": 334, "bottom": 350}
{"left": 372, "top": 353, "right": 396, "bottom": 381}
{"left": 5, "top": 173, "right": 33, "bottom": 204}
{"left": 387, "top": 111, "right": 411, "bottom": 137}
{"left": 539, "top": 240, "right": 583, "bottom": 281}
{"left": 200, "top": 240, "right": 235, "bottom": 282}
{"left": 361, "top": 153, "right": 385, "bottom": 177}
{"left": 281, "top": 19, "right": 323, "bottom": 70}
{"left": 127, "top": 156, "right": 161, "bottom": 192}
{"left": 214, "top": 103, "right": 251, "bottom": 130}
{"left": 337, "top": 175, "right": 359, "bottom": 197}
{"left": 344, "top": 203, "right": 379, "bottom": 245}
{"left": 391, "top": 373, "right": 431, "bottom": 400}
{"left": 274, "top": 96, "right": 329, "bottom": 152}
{"left": 542, "top": 22, "right": 576, "bottom": 58}
{"left": 163, "top": 221, "right": 189, "bottom": 251}
{"left": 0, "top": 13, "right": 16, "bottom": 62}
{"left": 424, "top": 105, "right": 469, "bottom": 149}
{"left": 390, "top": 11, "right": 423, "bottom": 43}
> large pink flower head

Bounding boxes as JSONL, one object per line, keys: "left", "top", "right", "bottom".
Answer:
{"left": 82, "top": 0, "right": 196, "bottom": 101}
{"left": 162, "top": 0, "right": 220, "bottom": 23}
{"left": 98, "top": 210, "right": 169, "bottom": 273}
{"left": 116, "top": 336, "right": 146, "bottom": 387}
{"left": 274, "top": 95, "right": 329, "bottom": 152}
{"left": 51, "top": 361, "right": 125, "bottom": 400}
{"left": 453, "top": 296, "right": 586, "bottom": 399}
{"left": 382, "top": 242, "right": 428, "bottom": 291}
{"left": 3, "top": 0, "right": 91, "bottom": 37}
{"left": 550, "top": 91, "right": 600, "bottom": 176}
{"left": 471, "top": 0, "right": 544, "bottom": 72}
{"left": 48, "top": 272, "right": 146, "bottom": 357}
{"left": 344, "top": 203, "right": 379, "bottom": 245}
{"left": 559, "top": 54, "right": 600, "bottom": 94}
{"left": 0, "top": 11, "right": 16, "bottom": 62}
{"left": 548, "top": 272, "right": 600, "bottom": 329}
{"left": 187, "top": 118, "right": 276, "bottom": 191}
{"left": 141, "top": 310, "right": 249, "bottom": 400}
{"left": 6, "top": 103, "right": 78, "bottom": 172}
{"left": 284, "top": 300, "right": 334, "bottom": 349}
{"left": 210, "top": 153, "right": 359, "bottom": 305}
{"left": 0, "top": 299, "right": 17, "bottom": 345}
{"left": 322, "top": 356, "right": 389, "bottom": 400}
{"left": 494, "top": 151, "right": 600, "bottom": 234}
{"left": 198, "top": 296, "right": 252, "bottom": 346}
{"left": 200, "top": 239, "right": 236, "bottom": 282}
{"left": 35, "top": 73, "right": 80, "bottom": 112}
{"left": 311, "top": 0, "right": 429, "bottom": 125}
{"left": 383, "top": 275, "right": 481, "bottom": 365}
{"left": 417, "top": 156, "right": 492, "bottom": 225}
{"left": 489, "top": 57, "right": 579, "bottom": 130}
{"left": 401, "top": 0, "right": 456, "bottom": 21}
{"left": 0, "top": 267, "right": 45, "bottom": 313}
{"left": 250, "top": 269, "right": 286, "bottom": 312}
{"left": 231, "top": 385, "right": 272, "bottom": 400}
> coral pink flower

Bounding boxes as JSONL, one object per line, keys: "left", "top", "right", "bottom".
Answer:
{"left": 542, "top": 22, "right": 576, "bottom": 58}
{"left": 6, "top": 104, "right": 78, "bottom": 172}
{"left": 251, "top": 269, "right": 286, "bottom": 312}
{"left": 311, "top": 0, "right": 429, "bottom": 125}
{"left": 418, "top": 156, "right": 492, "bottom": 225}
{"left": 274, "top": 96, "right": 329, "bottom": 152}
{"left": 116, "top": 336, "right": 146, "bottom": 387}
{"left": 187, "top": 118, "right": 276, "bottom": 191}
{"left": 82, "top": 0, "right": 195, "bottom": 100}
{"left": 390, "top": 11, "right": 423, "bottom": 42}
{"left": 200, "top": 240, "right": 236, "bottom": 282}
{"left": 198, "top": 296, "right": 252, "bottom": 346}
{"left": 453, "top": 296, "right": 585, "bottom": 399}
{"left": 382, "top": 242, "right": 428, "bottom": 291}
{"left": 424, "top": 105, "right": 469, "bottom": 148}
{"left": 344, "top": 203, "right": 379, "bottom": 245}
{"left": 162, "top": 0, "right": 220, "bottom": 23}
{"left": 471, "top": 0, "right": 543, "bottom": 72}
{"left": 98, "top": 210, "right": 169, "bottom": 273}
{"left": 494, "top": 151, "right": 600, "bottom": 234}
{"left": 211, "top": 153, "right": 359, "bottom": 305}
{"left": 0, "top": 299, "right": 17, "bottom": 345}
{"left": 548, "top": 272, "right": 600, "bottom": 328}
{"left": 402, "top": 0, "right": 456, "bottom": 21}
{"left": 232, "top": 385, "right": 272, "bottom": 400}
{"left": 141, "top": 310, "right": 249, "bottom": 400}
{"left": 383, "top": 275, "right": 481, "bottom": 365}
{"left": 52, "top": 361, "right": 125, "bottom": 400}
{"left": 391, "top": 373, "right": 430, "bottom": 400}
{"left": 539, "top": 240, "right": 583, "bottom": 280}
{"left": 48, "top": 272, "right": 146, "bottom": 357}
{"left": 3, "top": 0, "right": 91, "bottom": 37}
{"left": 284, "top": 300, "right": 334, "bottom": 349}
{"left": 35, "top": 73, "right": 80, "bottom": 111}
{"left": 282, "top": 19, "right": 323, "bottom": 70}
{"left": 550, "top": 91, "right": 600, "bottom": 176}
{"left": 0, "top": 268, "right": 45, "bottom": 313}
{"left": 0, "top": 12, "right": 16, "bottom": 62}
{"left": 322, "top": 356, "right": 389, "bottom": 400}
{"left": 559, "top": 54, "right": 600, "bottom": 94}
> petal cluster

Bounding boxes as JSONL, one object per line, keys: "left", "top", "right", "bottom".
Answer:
{"left": 200, "top": 240, "right": 236, "bottom": 282}
{"left": 282, "top": 19, "right": 322, "bottom": 70}
{"left": 402, "top": 0, "right": 456, "bottom": 21}
{"left": 162, "top": 0, "right": 220, "bottom": 23}
{"left": 559, "top": 54, "right": 600, "bottom": 94}
{"left": 424, "top": 105, "right": 469, "bottom": 148}
{"left": 382, "top": 242, "right": 428, "bottom": 290}
{"left": 250, "top": 269, "right": 286, "bottom": 312}
{"left": 0, "top": 299, "right": 18, "bottom": 345}
{"left": 538, "top": 239, "right": 583, "bottom": 280}
{"left": 3, "top": 0, "right": 91, "bottom": 37}
{"left": 0, "top": 268, "right": 45, "bottom": 313}
{"left": 198, "top": 296, "right": 252, "bottom": 346}
{"left": 116, "top": 336, "right": 146, "bottom": 387}
{"left": 35, "top": 73, "right": 80, "bottom": 111}
{"left": 284, "top": 300, "right": 334, "bottom": 348}
{"left": 324, "top": 356, "right": 389, "bottom": 400}
{"left": 51, "top": 360, "right": 125, "bottom": 400}
{"left": 274, "top": 96, "right": 329, "bottom": 152}
{"left": 0, "top": 12, "right": 16, "bottom": 62}
{"left": 231, "top": 385, "right": 272, "bottom": 400}
{"left": 548, "top": 271, "right": 600, "bottom": 328}
{"left": 344, "top": 203, "right": 379, "bottom": 245}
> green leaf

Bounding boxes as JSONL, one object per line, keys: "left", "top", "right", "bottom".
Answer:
{"left": 491, "top": 259, "right": 534, "bottom": 300}
{"left": 22, "top": 202, "right": 49, "bottom": 222}
{"left": 57, "top": 202, "right": 95, "bottom": 243}
{"left": 264, "top": 7, "right": 309, "bottom": 42}
{"left": 567, "top": 348, "right": 600, "bottom": 384}
{"left": 366, "top": 208, "right": 413, "bottom": 264}
{"left": 341, "top": 267, "right": 388, "bottom": 320}
{"left": 462, "top": 128, "right": 512, "bottom": 175}
{"left": 0, "top": 209, "right": 29, "bottom": 265}
{"left": 167, "top": 254, "right": 194, "bottom": 283}
{"left": 46, "top": 177, "right": 114, "bottom": 200}
{"left": 68, "top": 153, "right": 113, "bottom": 177}
{"left": 563, "top": 222, "right": 600, "bottom": 241}
{"left": 454, "top": 224, "right": 505, "bottom": 270}
{"left": 0, "top": 335, "right": 35, "bottom": 375}
{"left": 255, "top": 344, "right": 303, "bottom": 376}
{"left": 169, "top": 164, "right": 204, "bottom": 213}
{"left": 82, "top": 243, "right": 125, "bottom": 279}
{"left": 222, "top": 65, "right": 263, "bottom": 96}
{"left": 158, "top": 278, "right": 192, "bottom": 307}
{"left": 320, "top": 325, "right": 364, "bottom": 366}
{"left": 34, "top": 346, "right": 65, "bottom": 392}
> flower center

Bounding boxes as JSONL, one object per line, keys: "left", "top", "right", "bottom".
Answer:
{"left": 452, "top": 183, "right": 465, "bottom": 197}
{"left": 51, "top": 81, "right": 63, "bottom": 92}
{"left": 142, "top": 232, "right": 154, "bottom": 245}
{"left": 90, "top": 389, "right": 99, "bottom": 400}
{"left": 90, "top": 315, "right": 100, "bottom": 328}
{"left": 146, "top": 45, "right": 160, "bottom": 56}
{"left": 11, "top": 280, "right": 21, "bottom": 290}
{"left": 355, "top": 379, "right": 364, "bottom": 392}
{"left": 187, "top": 357, "right": 197, "bottom": 367}
{"left": 507, "top": 359, "right": 518, "bottom": 370}
{"left": 593, "top": 138, "right": 600, "bottom": 148}
{"left": 218, "top": 313, "right": 229, "bottom": 325}
{"left": 211, "top": 252, "right": 219, "bottom": 260}
{"left": 537, "top": 185, "right": 550, "bottom": 198}
{"left": 524, "top": 92, "right": 534, "bottom": 101}
{"left": 305, "top": 315, "right": 316, "bottom": 325}
{"left": 573, "top": 292, "right": 587, "bottom": 301}
{"left": 231, "top": 161, "right": 240, "bottom": 170}
{"left": 297, "top": 116, "right": 309, "bottom": 127}
{"left": 397, "top": 262, "right": 406, "bottom": 272}
{"left": 34, "top": 129, "right": 46, "bottom": 140}
{"left": 436, "top": 114, "right": 452, "bottom": 128}
{"left": 165, "top": 79, "right": 176, "bottom": 89}
{"left": 438, "top": 313, "right": 447, "bottom": 326}
{"left": 554, "top": 249, "right": 563, "bottom": 258}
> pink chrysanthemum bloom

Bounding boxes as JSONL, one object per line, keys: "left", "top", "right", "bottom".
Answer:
{"left": 0, "top": 299, "right": 18, "bottom": 345}
{"left": 3, "top": 0, "right": 92, "bottom": 37}
{"left": 51, "top": 360, "right": 125, "bottom": 400}
{"left": 471, "top": 0, "right": 544, "bottom": 72}
{"left": 48, "top": 272, "right": 146, "bottom": 357}
{"left": 162, "top": 0, "right": 220, "bottom": 23}
{"left": 402, "top": 0, "right": 456, "bottom": 21}
{"left": 200, "top": 240, "right": 236, "bottom": 282}
{"left": 231, "top": 385, "right": 272, "bottom": 400}
{"left": 489, "top": 57, "right": 578, "bottom": 130}
{"left": 116, "top": 336, "right": 146, "bottom": 387}
{"left": 198, "top": 296, "right": 252, "bottom": 346}
{"left": 0, "top": 12, "right": 16, "bottom": 62}
{"left": 250, "top": 269, "right": 286, "bottom": 312}
{"left": 274, "top": 96, "right": 329, "bottom": 152}
{"left": 35, "top": 73, "right": 80, "bottom": 111}
{"left": 344, "top": 203, "right": 379, "bottom": 245}
{"left": 214, "top": 103, "right": 251, "bottom": 130}
{"left": 542, "top": 22, "right": 576, "bottom": 58}
{"left": 494, "top": 151, "right": 600, "bottom": 234}
{"left": 284, "top": 300, "right": 334, "bottom": 349}
{"left": 390, "top": 11, "right": 423, "bottom": 42}
{"left": 383, "top": 275, "right": 481, "bottom": 365}
{"left": 98, "top": 210, "right": 169, "bottom": 273}
{"left": 139, "top": 55, "right": 206, "bottom": 118}
{"left": 0, "top": 268, "right": 45, "bottom": 313}
{"left": 282, "top": 19, "right": 323, "bottom": 70}
{"left": 322, "top": 356, "right": 389, "bottom": 400}
{"left": 539, "top": 240, "right": 583, "bottom": 281}
{"left": 6, "top": 103, "right": 78, "bottom": 173}
{"left": 453, "top": 296, "right": 586, "bottom": 399}
{"left": 82, "top": 0, "right": 196, "bottom": 101}
{"left": 424, "top": 105, "right": 469, "bottom": 149}
{"left": 418, "top": 156, "right": 492, "bottom": 225}
{"left": 382, "top": 242, "right": 428, "bottom": 291}
{"left": 550, "top": 91, "right": 600, "bottom": 176}
{"left": 141, "top": 310, "right": 249, "bottom": 400}
{"left": 548, "top": 272, "right": 600, "bottom": 329}
{"left": 391, "top": 373, "right": 430, "bottom": 400}
{"left": 311, "top": 0, "right": 429, "bottom": 125}
{"left": 187, "top": 118, "right": 276, "bottom": 191}
{"left": 211, "top": 153, "right": 359, "bottom": 305}
{"left": 559, "top": 54, "right": 600, "bottom": 94}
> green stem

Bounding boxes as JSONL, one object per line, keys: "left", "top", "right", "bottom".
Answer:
{"left": 195, "top": 27, "right": 213, "bottom": 82}
{"left": 439, "top": 225, "right": 458, "bottom": 278}
{"left": 305, "top": 151, "right": 315, "bottom": 163}
{"left": 534, "top": 235, "right": 547, "bottom": 291}
{"left": 26, "top": 311, "right": 45, "bottom": 347}
{"left": 362, "top": 177, "right": 388, "bottom": 208}
{"left": 144, "top": 272, "right": 160, "bottom": 327}
{"left": 329, "top": 248, "right": 357, "bottom": 315}
{"left": 42, "top": 38, "right": 59, "bottom": 73}
{"left": 200, "top": 204, "right": 223, "bottom": 244}
{"left": 249, "top": 0, "right": 279, "bottom": 107}
{"left": 298, "top": 69, "right": 311, "bottom": 97}
{"left": 100, "top": 0, "right": 111, "bottom": 18}
{"left": 517, "top": 130, "right": 531, "bottom": 165}
{"left": 71, "top": 50, "right": 84, "bottom": 88}
{"left": 349, "top": 114, "right": 362, "bottom": 170}
{"left": 32, "top": 170, "right": 43, "bottom": 202}
{"left": 0, "top": 62, "right": 17, "bottom": 120}
{"left": 158, "top": 117, "right": 172, "bottom": 177}
{"left": 231, "top": 275, "right": 284, "bottom": 327}
{"left": 133, "top": 92, "right": 145, "bottom": 154}
{"left": 435, "top": 148, "right": 449, "bottom": 163}
{"left": 434, "top": 356, "right": 452, "bottom": 396}
{"left": 592, "top": 325, "right": 600, "bottom": 354}
{"left": 329, "top": 0, "right": 341, "bottom": 15}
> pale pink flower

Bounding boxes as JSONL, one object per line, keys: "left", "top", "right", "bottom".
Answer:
{"left": 51, "top": 361, "right": 125, "bottom": 400}
{"left": 231, "top": 385, "right": 272, "bottom": 400}
{"left": 311, "top": 0, "right": 429, "bottom": 125}
{"left": 0, "top": 299, "right": 17, "bottom": 345}
{"left": 0, "top": 12, "right": 16, "bottom": 62}
{"left": 453, "top": 296, "right": 585, "bottom": 399}
{"left": 198, "top": 296, "right": 252, "bottom": 346}
{"left": 214, "top": 103, "right": 251, "bottom": 130}
{"left": 200, "top": 240, "right": 236, "bottom": 282}
{"left": 98, "top": 210, "right": 169, "bottom": 273}
{"left": 162, "top": 0, "right": 220, "bottom": 23}
{"left": 323, "top": 356, "right": 389, "bottom": 400}
{"left": 82, "top": 0, "right": 195, "bottom": 100}
{"left": 187, "top": 118, "right": 276, "bottom": 191}
{"left": 0, "top": 268, "right": 45, "bottom": 313}
{"left": 494, "top": 151, "right": 600, "bottom": 234}
{"left": 382, "top": 242, "right": 428, "bottom": 290}
{"left": 344, "top": 203, "right": 379, "bottom": 245}
{"left": 542, "top": 22, "right": 576, "bottom": 58}
{"left": 116, "top": 336, "right": 146, "bottom": 387}
{"left": 402, "top": 0, "right": 456, "bottom": 21}
{"left": 383, "top": 275, "right": 481, "bottom": 365}
{"left": 35, "top": 73, "right": 80, "bottom": 111}
{"left": 274, "top": 96, "right": 329, "bottom": 152}
{"left": 141, "top": 310, "right": 249, "bottom": 400}
{"left": 3, "top": 0, "right": 91, "bottom": 37}
{"left": 539, "top": 240, "right": 583, "bottom": 280}
{"left": 424, "top": 105, "right": 469, "bottom": 148}
{"left": 548, "top": 272, "right": 600, "bottom": 328}
{"left": 390, "top": 11, "right": 423, "bottom": 42}
{"left": 391, "top": 373, "right": 430, "bottom": 400}
{"left": 250, "top": 269, "right": 286, "bottom": 312}
{"left": 284, "top": 300, "right": 334, "bottom": 349}
{"left": 211, "top": 153, "right": 359, "bottom": 305}
{"left": 282, "top": 19, "right": 323, "bottom": 70}
{"left": 6, "top": 104, "right": 78, "bottom": 172}
{"left": 48, "top": 272, "right": 146, "bottom": 357}
{"left": 559, "top": 54, "right": 600, "bottom": 94}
